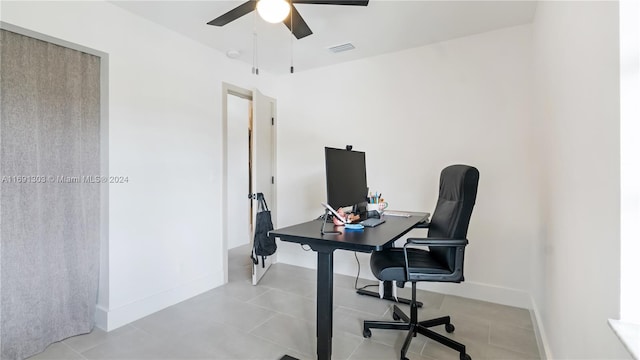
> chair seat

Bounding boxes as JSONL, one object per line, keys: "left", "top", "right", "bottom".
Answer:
{"left": 370, "top": 247, "right": 451, "bottom": 282}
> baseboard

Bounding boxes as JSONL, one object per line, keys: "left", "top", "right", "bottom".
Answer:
{"left": 530, "top": 297, "right": 553, "bottom": 360}
{"left": 94, "top": 274, "right": 221, "bottom": 331}
{"left": 278, "top": 254, "right": 532, "bottom": 309}
{"left": 95, "top": 305, "right": 109, "bottom": 331}
{"left": 415, "top": 280, "right": 532, "bottom": 309}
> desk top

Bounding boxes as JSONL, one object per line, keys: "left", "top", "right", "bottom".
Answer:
{"left": 269, "top": 212, "right": 429, "bottom": 253}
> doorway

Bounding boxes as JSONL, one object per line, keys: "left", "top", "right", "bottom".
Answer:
{"left": 222, "top": 84, "right": 277, "bottom": 286}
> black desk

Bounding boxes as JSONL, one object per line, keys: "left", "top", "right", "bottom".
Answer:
{"left": 269, "top": 212, "right": 429, "bottom": 360}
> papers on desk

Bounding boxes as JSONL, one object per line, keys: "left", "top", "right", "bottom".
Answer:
{"left": 383, "top": 211, "right": 412, "bottom": 218}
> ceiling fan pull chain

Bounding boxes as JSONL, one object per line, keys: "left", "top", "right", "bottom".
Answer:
{"left": 253, "top": 31, "right": 259, "bottom": 75}
{"left": 290, "top": 0, "right": 294, "bottom": 74}
{"left": 252, "top": 12, "right": 259, "bottom": 75}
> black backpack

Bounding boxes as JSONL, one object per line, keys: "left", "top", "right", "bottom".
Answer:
{"left": 251, "top": 193, "right": 275, "bottom": 267}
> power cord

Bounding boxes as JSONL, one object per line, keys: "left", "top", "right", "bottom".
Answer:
{"left": 311, "top": 214, "right": 378, "bottom": 291}
{"left": 353, "top": 252, "right": 378, "bottom": 291}
{"left": 300, "top": 244, "right": 376, "bottom": 290}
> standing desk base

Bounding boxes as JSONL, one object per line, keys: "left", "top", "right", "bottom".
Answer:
{"left": 316, "top": 250, "right": 334, "bottom": 360}
{"left": 356, "top": 281, "right": 423, "bottom": 308}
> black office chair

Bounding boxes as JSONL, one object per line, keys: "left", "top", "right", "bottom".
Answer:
{"left": 363, "top": 165, "right": 479, "bottom": 360}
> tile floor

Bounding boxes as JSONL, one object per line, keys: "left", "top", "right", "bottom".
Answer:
{"left": 29, "top": 245, "right": 540, "bottom": 360}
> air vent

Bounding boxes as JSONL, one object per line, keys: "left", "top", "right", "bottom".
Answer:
{"left": 328, "top": 43, "right": 355, "bottom": 53}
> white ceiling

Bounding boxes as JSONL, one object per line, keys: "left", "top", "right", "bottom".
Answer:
{"left": 111, "top": 0, "right": 538, "bottom": 74}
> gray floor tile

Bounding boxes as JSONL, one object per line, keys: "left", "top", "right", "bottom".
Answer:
{"left": 478, "top": 342, "right": 542, "bottom": 360}
{"left": 28, "top": 342, "right": 85, "bottom": 360}
{"left": 264, "top": 263, "right": 317, "bottom": 283}
{"left": 250, "top": 313, "right": 317, "bottom": 356}
{"left": 489, "top": 304, "right": 534, "bottom": 330}
{"left": 63, "top": 325, "right": 138, "bottom": 353}
{"left": 333, "top": 306, "right": 377, "bottom": 337}
{"left": 421, "top": 338, "right": 466, "bottom": 360}
{"left": 349, "top": 338, "right": 433, "bottom": 360}
{"left": 248, "top": 288, "right": 318, "bottom": 321}
{"left": 490, "top": 323, "right": 539, "bottom": 356}
{"left": 170, "top": 320, "right": 292, "bottom": 359}
{"left": 202, "top": 296, "right": 279, "bottom": 333}
{"left": 258, "top": 266, "right": 317, "bottom": 298}
{"left": 130, "top": 300, "right": 224, "bottom": 340}
{"left": 80, "top": 327, "right": 185, "bottom": 359}
{"left": 331, "top": 332, "right": 366, "bottom": 360}
{"left": 363, "top": 326, "right": 427, "bottom": 356}
{"left": 430, "top": 312, "right": 492, "bottom": 345}
{"left": 440, "top": 294, "right": 532, "bottom": 329}
{"left": 30, "top": 256, "right": 539, "bottom": 360}
{"left": 333, "top": 286, "right": 392, "bottom": 317}
{"left": 209, "top": 278, "right": 272, "bottom": 302}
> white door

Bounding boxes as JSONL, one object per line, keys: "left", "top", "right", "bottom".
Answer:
{"left": 251, "top": 89, "right": 277, "bottom": 285}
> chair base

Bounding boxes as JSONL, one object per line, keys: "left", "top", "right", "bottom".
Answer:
{"left": 363, "top": 286, "right": 471, "bottom": 360}
{"left": 356, "top": 288, "right": 423, "bottom": 308}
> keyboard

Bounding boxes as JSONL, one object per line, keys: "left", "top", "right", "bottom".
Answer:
{"left": 360, "top": 218, "right": 386, "bottom": 227}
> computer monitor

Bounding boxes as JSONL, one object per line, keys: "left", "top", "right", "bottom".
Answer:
{"left": 324, "top": 147, "right": 368, "bottom": 213}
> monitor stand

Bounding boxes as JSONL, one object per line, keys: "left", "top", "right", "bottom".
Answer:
{"left": 352, "top": 201, "right": 368, "bottom": 220}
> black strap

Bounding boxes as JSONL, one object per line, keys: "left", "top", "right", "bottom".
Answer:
{"left": 249, "top": 250, "right": 267, "bottom": 268}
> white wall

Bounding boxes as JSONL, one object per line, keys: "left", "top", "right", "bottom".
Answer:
{"left": 275, "top": 24, "right": 538, "bottom": 308}
{"left": 532, "top": 1, "right": 629, "bottom": 358}
{"left": 1, "top": 0, "right": 278, "bottom": 330}
{"left": 619, "top": 0, "right": 640, "bottom": 325}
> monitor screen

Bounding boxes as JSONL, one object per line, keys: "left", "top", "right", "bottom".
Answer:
{"left": 325, "top": 147, "right": 368, "bottom": 210}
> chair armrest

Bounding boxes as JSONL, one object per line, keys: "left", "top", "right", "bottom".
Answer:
{"left": 406, "top": 238, "right": 468, "bottom": 247}
{"left": 402, "top": 238, "right": 468, "bottom": 282}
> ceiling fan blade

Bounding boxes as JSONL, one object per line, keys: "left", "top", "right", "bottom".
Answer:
{"left": 291, "top": 0, "right": 368, "bottom": 5}
{"left": 207, "top": 1, "right": 257, "bottom": 26}
{"left": 283, "top": 6, "right": 313, "bottom": 39}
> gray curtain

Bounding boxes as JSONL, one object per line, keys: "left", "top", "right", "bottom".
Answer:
{"left": 0, "top": 29, "right": 100, "bottom": 359}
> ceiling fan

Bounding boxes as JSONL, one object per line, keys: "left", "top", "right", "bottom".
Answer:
{"left": 207, "top": 0, "right": 369, "bottom": 40}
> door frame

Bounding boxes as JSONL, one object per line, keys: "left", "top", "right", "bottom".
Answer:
{"left": 221, "top": 83, "right": 277, "bottom": 284}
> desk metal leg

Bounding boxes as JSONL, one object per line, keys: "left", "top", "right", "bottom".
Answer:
{"left": 316, "top": 250, "right": 334, "bottom": 360}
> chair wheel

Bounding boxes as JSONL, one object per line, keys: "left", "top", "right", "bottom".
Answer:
{"left": 392, "top": 312, "right": 401, "bottom": 321}
{"left": 363, "top": 328, "right": 371, "bottom": 338}
{"left": 445, "top": 323, "right": 455, "bottom": 333}
{"left": 460, "top": 353, "right": 471, "bottom": 360}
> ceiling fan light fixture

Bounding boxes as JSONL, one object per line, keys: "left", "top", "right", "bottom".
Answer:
{"left": 256, "top": 0, "right": 291, "bottom": 24}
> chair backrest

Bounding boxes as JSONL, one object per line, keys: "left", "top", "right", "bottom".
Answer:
{"left": 427, "top": 165, "right": 479, "bottom": 269}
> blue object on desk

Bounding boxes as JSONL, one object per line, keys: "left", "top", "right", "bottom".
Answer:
{"left": 344, "top": 223, "right": 364, "bottom": 231}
